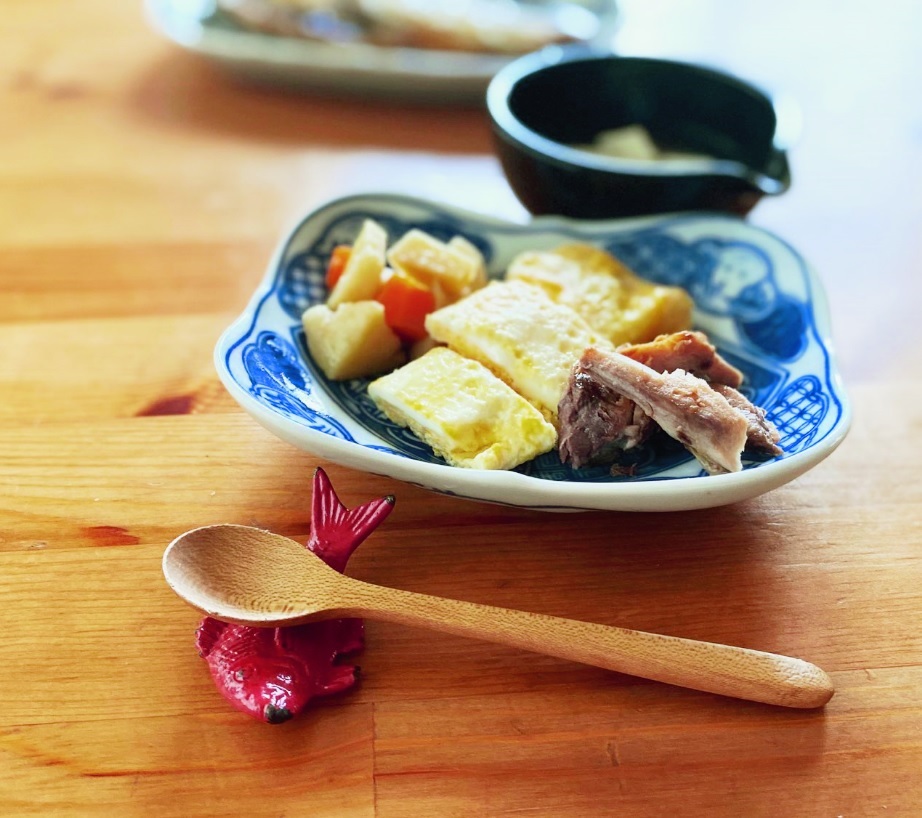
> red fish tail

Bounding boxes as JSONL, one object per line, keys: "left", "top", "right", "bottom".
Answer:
{"left": 307, "top": 467, "right": 395, "bottom": 572}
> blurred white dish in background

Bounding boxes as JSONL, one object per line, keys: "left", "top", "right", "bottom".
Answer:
{"left": 220, "top": 0, "right": 601, "bottom": 53}
{"left": 145, "top": 0, "right": 619, "bottom": 102}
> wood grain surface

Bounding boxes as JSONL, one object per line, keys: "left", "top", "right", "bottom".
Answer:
{"left": 2, "top": 1, "right": 921, "bottom": 816}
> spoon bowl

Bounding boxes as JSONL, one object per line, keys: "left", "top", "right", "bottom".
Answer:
{"left": 163, "top": 524, "right": 834, "bottom": 709}
{"left": 163, "top": 524, "right": 347, "bottom": 624}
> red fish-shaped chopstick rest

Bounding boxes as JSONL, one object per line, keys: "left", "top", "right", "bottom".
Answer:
{"left": 194, "top": 468, "right": 395, "bottom": 723}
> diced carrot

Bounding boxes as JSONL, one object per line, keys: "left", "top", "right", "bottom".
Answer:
{"left": 325, "top": 245, "right": 352, "bottom": 289}
{"left": 375, "top": 270, "right": 437, "bottom": 343}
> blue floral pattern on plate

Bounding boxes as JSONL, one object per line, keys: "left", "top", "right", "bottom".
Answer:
{"left": 215, "top": 194, "right": 850, "bottom": 512}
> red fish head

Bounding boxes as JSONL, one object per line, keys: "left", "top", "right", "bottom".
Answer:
{"left": 221, "top": 652, "right": 316, "bottom": 724}
{"left": 197, "top": 618, "right": 365, "bottom": 724}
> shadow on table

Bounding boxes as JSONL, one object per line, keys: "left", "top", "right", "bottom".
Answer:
{"left": 352, "top": 483, "right": 839, "bottom": 677}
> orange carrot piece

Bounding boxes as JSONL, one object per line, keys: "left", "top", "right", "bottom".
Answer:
{"left": 376, "top": 271, "right": 437, "bottom": 342}
{"left": 325, "top": 245, "right": 352, "bottom": 289}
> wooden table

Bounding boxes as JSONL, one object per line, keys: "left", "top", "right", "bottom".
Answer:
{"left": 2, "top": 2, "right": 920, "bottom": 815}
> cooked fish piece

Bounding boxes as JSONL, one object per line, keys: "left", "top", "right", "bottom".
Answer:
{"left": 367, "top": 346, "right": 557, "bottom": 470}
{"left": 712, "top": 383, "right": 783, "bottom": 456}
{"left": 425, "top": 280, "right": 610, "bottom": 421}
{"left": 618, "top": 331, "right": 744, "bottom": 387}
{"left": 559, "top": 331, "right": 752, "bottom": 470}
{"left": 577, "top": 347, "right": 750, "bottom": 474}
{"left": 557, "top": 367, "right": 655, "bottom": 469}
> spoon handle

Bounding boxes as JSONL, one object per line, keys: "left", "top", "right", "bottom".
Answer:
{"left": 341, "top": 582, "right": 833, "bottom": 708}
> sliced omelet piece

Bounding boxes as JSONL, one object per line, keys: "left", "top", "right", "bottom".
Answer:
{"left": 424, "top": 280, "right": 611, "bottom": 421}
{"left": 506, "top": 243, "right": 693, "bottom": 346}
{"left": 503, "top": 248, "right": 584, "bottom": 299}
{"left": 368, "top": 346, "right": 557, "bottom": 470}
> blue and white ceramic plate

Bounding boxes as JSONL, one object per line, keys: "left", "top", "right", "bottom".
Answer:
{"left": 215, "top": 193, "right": 850, "bottom": 512}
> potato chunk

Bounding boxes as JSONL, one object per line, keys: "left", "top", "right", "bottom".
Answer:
{"left": 302, "top": 301, "right": 405, "bottom": 381}
{"left": 327, "top": 219, "right": 387, "bottom": 308}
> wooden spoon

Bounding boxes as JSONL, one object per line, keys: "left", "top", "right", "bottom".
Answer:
{"left": 162, "top": 524, "right": 834, "bottom": 709}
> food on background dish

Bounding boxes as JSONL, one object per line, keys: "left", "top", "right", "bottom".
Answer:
{"left": 559, "top": 332, "right": 782, "bottom": 475}
{"left": 302, "top": 218, "right": 781, "bottom": 474}
{"left": 217, "top": 0, "right": 591, "bottom": 54}
{"left": 575, "top": 124, "right": 714, "bottom": 164}
{"left": 368, "top": 346, "right": 557, "bottom": 469}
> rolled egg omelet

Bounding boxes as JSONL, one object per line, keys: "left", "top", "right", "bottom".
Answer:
{"left": 424, "top": 280, "right": 611, "bottom": 422}
{"left": 506, "top": 243, "right": 693, "bottom": 346}
{"left": 367, "top": 346, "right": 557, "bottom": 470}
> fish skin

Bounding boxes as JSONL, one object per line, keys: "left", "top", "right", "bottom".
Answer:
{"left": 195, "top": 468, "right": 395, "bottom": 723}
